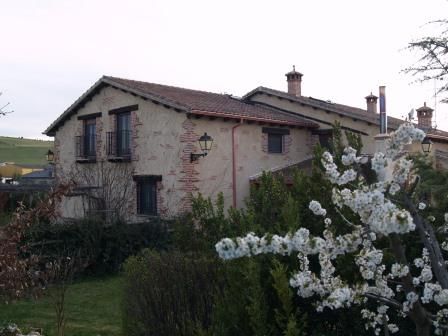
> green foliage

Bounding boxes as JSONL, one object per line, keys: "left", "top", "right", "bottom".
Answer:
{"left": 25, "top": 217, "right": 170, "bottom": 275}
{"left": 270, "top": 260, "right": 307, "bottom": 336}
{"left": 0, "top": 276, "right": 123, "bottom": 336}
{"left": 122, "top": 249, "right": 221, "bottom": 336}
{"left": 412, "top": 153, "right": 448, "bottom": 219}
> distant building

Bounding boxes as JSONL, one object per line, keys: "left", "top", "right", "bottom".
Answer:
{"left": 21, "top": 166, "right": 54, "bottom": 186}
{"left": 0, "top": 163, "right": 44, "bottom": 178}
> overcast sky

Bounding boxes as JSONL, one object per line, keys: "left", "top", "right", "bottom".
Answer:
{"left": 1, "top": 0, "right": 447, "bottom": 139}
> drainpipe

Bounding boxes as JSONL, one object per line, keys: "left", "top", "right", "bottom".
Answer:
{"left": 232, "top": 119, "right": 243, "bottom": 208}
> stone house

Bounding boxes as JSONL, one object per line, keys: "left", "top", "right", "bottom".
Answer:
{"left": 44, "top": 68, "right": 448, "bottom": 221}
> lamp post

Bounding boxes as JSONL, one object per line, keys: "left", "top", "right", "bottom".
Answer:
{"left": 421, "top": 137, "right": 432, "bottom": 154}
{"left": 191, "top": 133, "right": 214, "bottom": 162}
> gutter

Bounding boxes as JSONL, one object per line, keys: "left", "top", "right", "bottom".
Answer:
{"left": 232, "top": 119, "right": 243, "bottom": 208}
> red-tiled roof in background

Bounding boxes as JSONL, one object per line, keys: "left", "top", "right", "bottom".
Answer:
{"left": 243, "top": 86, "right": 448, "bottom": 140}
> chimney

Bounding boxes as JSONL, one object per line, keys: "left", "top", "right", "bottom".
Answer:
{"left": 365, "top": 92, "right": 378, "bottom": 113}
{"left": 416, "top": 102, "right": 433, "bottom": 130}
{"left": 285, "top": 65, "right": 303, "bottom": 97}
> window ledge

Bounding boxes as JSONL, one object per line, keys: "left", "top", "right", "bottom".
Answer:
{"left": 76, "top": 158, "right": 97, "bottom": 164}
{"left": 107, "top": 156, "right": 131, "bottom": 162}
{"left": 136, "top": 214, "right": 159, "bottom": 218}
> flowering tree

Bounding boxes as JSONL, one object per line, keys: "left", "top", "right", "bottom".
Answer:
{"left": 216, "top": 123, "right": 448, "bottom": 336}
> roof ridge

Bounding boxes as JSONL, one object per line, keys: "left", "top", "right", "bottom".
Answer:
{"left": 245, "top": 86, "right": 406, "bottom": 127}
{"left": 104, "top": 75, "right": 232, "bottom": 98}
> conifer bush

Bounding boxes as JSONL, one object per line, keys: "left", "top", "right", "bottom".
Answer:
{"left": 122, "top": 249, "right": 221, "bottom": 336}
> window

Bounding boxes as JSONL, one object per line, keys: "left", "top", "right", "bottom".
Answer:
{"left": 262, "top": 127, "right": 289, "bottom": 154}
{"left": 313, "top": 130, "right": 333, "bottom": 151}
{"left": 108, "top": 105, "right": 138, "bottom": 159}
{"left": 84, "top": 119, "right": 96, "bottom": 157}
{"left": 135, "top": 176, "right": 161, "bottom": 216}
{"left": 116, "top": 112, "right": 131, "bottom": 157}
{"left": 268, "top": 133, "right": 283, "bottom": 153}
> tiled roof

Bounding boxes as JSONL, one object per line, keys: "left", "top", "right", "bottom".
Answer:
{"left": 44, "top": 77, "right": 318, "bottom": 135}
{"left": 243, "top": 86, "right": 405, "bottom": 129}
{"left": 426, "top": 128, "right": 448, "bottom": 141}
{"left": 104, "top": 77, "right": 317, "bottom": 126}
{"left": 21, "top": 168, "right": 53, "bottom": 179}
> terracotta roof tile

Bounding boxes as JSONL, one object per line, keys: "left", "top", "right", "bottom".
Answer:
{"left": 44, "top": 77, "right": 318, "bottom": 135}
{"left": 104, "top": 77, "right": 317, "bottom": 127}
{"left": 243, "top": 86, "right": 404, "bottom": 129}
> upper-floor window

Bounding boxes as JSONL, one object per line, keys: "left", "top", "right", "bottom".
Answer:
{"left": 76, "top": 112, "right": 101, "bottom": 161}
{"left": 84, "top": 118, "right": 96, "bottom": 157}
{"left": 116, "top": 112, "right": 131, "bottom": 157}
{"left": 263, "top": 127, "right": 289, "bottom": 154}
{"left": 107, "top": 104, "right": 138, "bottom": 161}
{"left": 313, "top": 129, "right": 333, "bottom": 152}
{"left": 268, "top": 133, "right": 283, "bottom": 153}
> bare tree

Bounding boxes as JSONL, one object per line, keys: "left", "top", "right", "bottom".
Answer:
{"left": 0, "top": 92, "right": 13, "bottom": 116}
{"left": 404, "top": 19, "right": 448, "bottom": 102}
{"left": 0, "top": 184, "right": 70, "bottom": 302}
{"left": 69, "top": 161, "right": 134, "bottom": 222}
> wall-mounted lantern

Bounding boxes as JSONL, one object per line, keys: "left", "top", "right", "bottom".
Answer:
{"left": 46, "top": 149, "right": 55, "bottom": 163}
{"left": 421, "top": 137, "right": 432, "bottom": 154}
{"left": 191, "top": 133, "right": 214, "bottom": 162}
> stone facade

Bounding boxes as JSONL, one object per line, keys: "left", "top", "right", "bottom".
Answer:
{"left": 54, "top": 86, "right": 314, "bottom": 221}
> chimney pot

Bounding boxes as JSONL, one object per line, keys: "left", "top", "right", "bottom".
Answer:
{"left": 416, "top": 102, "right": 434, "bottom": 130}
{"left": 365, "top": 92, "right": 378, "bottom": 113}
{"left": 285, "top": 66, "right": 303, "bottom": 97}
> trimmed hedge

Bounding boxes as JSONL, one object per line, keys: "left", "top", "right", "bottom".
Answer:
{"left": 24, "top": 218, "right": 171, "bottom": 275}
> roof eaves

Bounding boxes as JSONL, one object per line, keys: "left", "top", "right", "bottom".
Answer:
{"left": 190, "top": 110, "right": 319, "bottom": 128}
{"left": 244, "top": 86, "right": 403, "bottom": 129}
{"left": 102, "top": 77, "right": 189, "bottom": 112}
{"left": 43, "top": 77, "right": 105, "bottom": 136}
{"left": 44, "top": 76, "right": 190, "bottom": 136}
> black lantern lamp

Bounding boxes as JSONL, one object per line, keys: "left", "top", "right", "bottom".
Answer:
{"left": 421, "top": 137, "right": 432, "bottom": 154}
{"left": 191, "top": 133, "right": 214, "bottom": 162}
{"left": 46, "top": 149, "right": 55, "bottom": 163}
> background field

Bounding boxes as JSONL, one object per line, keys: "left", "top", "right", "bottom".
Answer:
{"left": 0, "top": 136, "right": 53, "bottom": 165}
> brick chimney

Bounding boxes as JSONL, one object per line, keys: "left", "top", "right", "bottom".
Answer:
{"left": 365, "top": 92, "right": 378, "bottom": 113}
{"left": 285, "top": 66, "right": 303, "bottom": 97}
{"left": 416, "top": 102, "right": 433, "bottom": 130}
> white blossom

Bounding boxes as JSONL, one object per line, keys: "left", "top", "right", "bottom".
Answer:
{"left": 309, "top": 200, "right": 327, "bottom": 216}
{"left": 215, "top": 122, "right": 448, "bottom": 334}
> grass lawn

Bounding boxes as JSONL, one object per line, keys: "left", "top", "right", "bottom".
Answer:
{"left": 0, "top": 136, "right": 53, "bottom": 165}
{"left": 0, "top": 276, "right": 123, "bottom": 336}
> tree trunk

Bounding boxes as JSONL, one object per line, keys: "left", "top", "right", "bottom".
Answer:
{"left": 389, "top": 234, "right": 432, "bottom": 335}
{"left": 415, "top": 320, "right": 431, "bottom": 336}
{"left": 404, "top": 195, "right": 448, "bottom": 289}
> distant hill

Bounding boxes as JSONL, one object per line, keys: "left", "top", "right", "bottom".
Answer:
{"left": 0, "top": 136, "right": 54, "bottom": 166}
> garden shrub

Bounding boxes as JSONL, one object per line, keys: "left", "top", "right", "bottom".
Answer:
{"left": 122, "top": 249, "right": 222, "bottom": 336}
{"left": 24, "top": 217, "right": 171, "bottom": 275}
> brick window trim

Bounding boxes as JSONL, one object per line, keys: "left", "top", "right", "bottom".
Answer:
{"left": 133, "top": 175, "right": 162, "bottom": 216}
{"left": 262, "top": 127, "right": 291, "bottom": 154}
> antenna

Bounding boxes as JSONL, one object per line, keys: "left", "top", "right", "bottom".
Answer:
{"left": 433, "top": 77, "right": 443, "bottom": 129}
{"left": 408, "top": 109, "right": 415, "bottom": 121}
